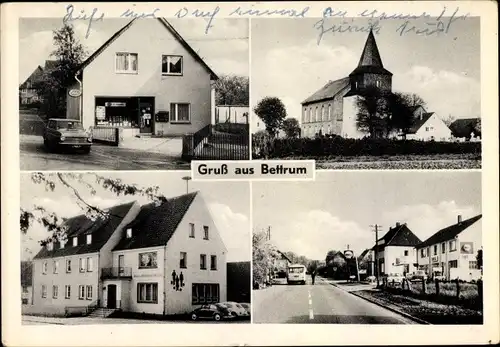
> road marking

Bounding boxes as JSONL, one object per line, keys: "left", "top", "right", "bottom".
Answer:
{"left": 308, "top": 289, "right": 314, "bottom": 320}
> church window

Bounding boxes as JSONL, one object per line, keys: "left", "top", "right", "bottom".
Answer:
{"left": 321, "top": 106, "right": 325, "bottom": 121}
{"left": 376, "top": 80, "right": 381, "bottom": 88}
{"left": 315, "top": 107, "right": 319, "bottom": 122}
{"left": 355, "top": 81, "right": 358, "bottom": 89}
{"left": 328, "top": 104, "right": 332, "bottom": 120}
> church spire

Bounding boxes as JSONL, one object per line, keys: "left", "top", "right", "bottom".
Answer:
{"left": 357, "top": 29, "right": 384, "bottom": 68}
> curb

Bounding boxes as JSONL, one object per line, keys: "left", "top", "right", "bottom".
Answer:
{"left": 329, "top": 282, "right": 431, "bottom": 325}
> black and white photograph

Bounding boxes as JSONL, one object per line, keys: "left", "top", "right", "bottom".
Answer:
{"left": 251, "top": 16, "right": 482, "bottom": 169}
{"left": 20, "top": 172, "right": 251, "bottom": 324}
{"left": 252, "top": 171, "right": 482, "bottom": 324}
{"left": 19, "top": 16, "right": 250, "bottom": 170}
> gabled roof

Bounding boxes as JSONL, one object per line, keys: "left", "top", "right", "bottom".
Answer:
{"left": 408, "top": 112, "right": 435, "bottom": 134}
{"left": 350, "top": 30, "right": 392, "bottom": 76}
{"left": 277, "top": 250, "right": 292, "bottom": 263}
{"left": 21, "top": 261, "right": 33, "bottom": 286}
{"left": 416, "top": 215, "right": 482, "bottom": 249}
{"left": 44, "top": 60, "right": 58, "bottom": 70}
{"left": 76, "top": 18, "right": 218, "bottom": 80}
{"left": 33, "top": 201, "right": 136, "bottom": 259}
{"left": 301, "top": 77, "right": 350, "bottom": 105}
{"left": 449, "top": 118, "right": 481, "bottom": 138}
{"left": 19, "top": 66, "right": 44, "bottom": 88}
{"left": 113, "top": 192, "right": 198, "bottom": 251}
{"left": 373, "top": 223, "right": 422, "bottom": 251}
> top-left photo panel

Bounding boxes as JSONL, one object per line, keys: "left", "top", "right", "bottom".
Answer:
{"left": 19, "top": 16, "right": 250, "bottom": 171}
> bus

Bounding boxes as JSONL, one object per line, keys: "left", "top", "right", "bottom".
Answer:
{"left": 287, "top": 264, "right": 307, "bottom": 285}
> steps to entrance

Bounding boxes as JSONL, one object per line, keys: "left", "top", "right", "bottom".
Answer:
{"left": 88, "top": 308, "right": 118, "bottom": 318}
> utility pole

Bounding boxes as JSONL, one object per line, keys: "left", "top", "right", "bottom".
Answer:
{"left": 370, "top": 224, "right": 382, "bottom": 288}
{"left": 267, "top": 226, "right": 271, "bottom": 241}
{"left": 182, "top": 176, "right": 191, "bottom": 194}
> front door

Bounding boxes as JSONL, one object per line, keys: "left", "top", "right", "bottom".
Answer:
{"left": 139, "top": 99, "right": 154, "bottom": 133}
{"left": 107, "top": 284, "right": 117, "bottom": 309}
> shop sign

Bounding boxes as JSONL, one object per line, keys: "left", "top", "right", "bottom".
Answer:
{"left": 344, "top": 250, "right": 354, "bottom": 259}
{"left": 143, "top": 113, "right": 151, "bottom": 120}
{"left": 105, "top": 102, "right": 126, "bottom": 107}
{"left": 96, "top": 106, "right": 106, "bottom": 120}
{"left": 68, "top": 89, "right": 82, "bottom": 97}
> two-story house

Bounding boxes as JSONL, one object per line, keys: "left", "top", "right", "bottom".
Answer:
{"left": 405, "top": 108, "right": 452, "bottom": 142}
{"left": 416, "top": 214, "right": 482, "bottom": 281}
{"left": 373, "top": 222, "right": 422, "bottom": 276}
{"left": 31, "top": 191, "right": 228, "bottom": 317}
{"left": 67, "top": 18, "right": 219, "bottom": 138}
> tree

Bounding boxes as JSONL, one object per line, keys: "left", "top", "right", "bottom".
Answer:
{"left": 443, "top": 115, "right": 456, "bottom": 127}
{"left": 476, "top": 249, "right": 483, "bottom": 270}
{"left": 307, "top": 260, "right": 319, "bottom": 275}
{"left": 34, "top": 24, "right": 88, "bottom": 118}
{"left": 252, "top": 230, "right": 279, "bottom": 285}
{"left": 214, "top": 74, "right": 249, "bottom": 106}
{"left": 20, "top": 173, "right": 167, "bottom": 246}
{"left": 387, "top": 92, "right": 419, "bottom": 139}
{"left": 282, "top": 118, "right": 301, "bottom": 138}
{"left": 355, "top": 87, "right": 390, "bottom": 138}
{"left": 254, "top": 97, "right": 287, "bottom": 137}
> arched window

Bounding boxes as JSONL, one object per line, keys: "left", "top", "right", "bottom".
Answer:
{"left": 304, "top": 108, "right": 308, "bottom": 123}
{"left": 328, "top": 104, "right": 332, "bottom": 120}
{"left": 315, "top": 107, "right": 319, "bottom": 122}
{"left": 321, "top": 106, "right": 325, "bottom": 121}
{"left": 309, "top": 107, "right": 313, "bottom": 122}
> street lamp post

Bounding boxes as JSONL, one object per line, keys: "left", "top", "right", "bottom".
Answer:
{"left": 371, "top": 224, "right": 382, "bottom": 288}
{"left": 182, "top": 176, "right": 191, "bottom": 194}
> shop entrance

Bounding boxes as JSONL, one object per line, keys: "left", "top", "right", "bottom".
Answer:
{"left": 138, "top": 98, "right": 154, "bottom": 134}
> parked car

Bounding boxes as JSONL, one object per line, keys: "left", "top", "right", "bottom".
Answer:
{"left": 239, "top": 303, "right": 251, "bottom": 316}
{"left": 386, "top": 273, "right": 404, "bottom": 285}
{"left": 406, "top": 270, "right": 428, "bottom": 281}
{"left": 43, "top": 118, "right": 92, "bottom": 153}
{"left": 220, "top": 301, "right": 248, "bottom": 318}
{"left": 190, "top": 303, "right": 233, "bottom": 321}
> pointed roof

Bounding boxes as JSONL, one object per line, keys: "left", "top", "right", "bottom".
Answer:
{"left": 301, "top": 77, "right": 350, "bottom": 105}
{"left": 19, "top": 66, "right": 44, "bottom": 88}
{"left": 113, "top": 192, "right": 198, "bottom": 251}
{"left": 76, "top": 18, "right": 218, "bottom": 80}
{"left": 408, "top": 112, "right": 435, "bottom": 134}
{"left": 373, "top": 223, "right": 422, "bottom": 251}
{"left": 33, "top": 201, "right": 136, "bottom": 259}
{"left": 449, "top": 118, "right": 481, "bottom": 138}
{"left": 350, "top": 30, "right": 392, "bottom": 76}
{"left": 416, "top": 215, "right": 482, "bottom": 249}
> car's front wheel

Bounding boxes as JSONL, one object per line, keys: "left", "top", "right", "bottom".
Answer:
{"left": 213, "top": 313, "right": 222, "bottom": 321}
{"left": 191, "top": 313, "right": 198, "bottom": 321}
{"left": 82, "top": 146, "right": 91, "bottom": 154}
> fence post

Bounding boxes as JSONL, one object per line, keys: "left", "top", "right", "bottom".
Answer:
{"left": 422, "top": 278, "right": 426, "bottom": 294}
{"left": 435, "top": 278, "right": 440, "bottom": 296}
{"left": 455, "top": 278, "right": 460, "bottom": 299}
{"left": 114, "top": 128, "right": 119, "bottom": 146}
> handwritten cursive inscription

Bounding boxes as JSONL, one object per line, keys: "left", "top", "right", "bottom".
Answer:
{"left": 62, "top": 4, "right": 105, "bottom": 39}
{"left": 175, "top": 6, "right": 221, "bottom": 34}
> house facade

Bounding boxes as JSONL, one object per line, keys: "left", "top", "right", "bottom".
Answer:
{"left": 406, "top": 109, "right": 452, "bottom": 141}
{"left": 373, "top": 222, "right": 421, "bottom": 276}
{"left": 67, "top": 18, "right": 218, "bottom": 138}
{"left": 301, "top": 30, "right": 393, "bottom": 139}
{"left": 21, "top": 261, "right": 33, "bottom": 305}
{"left": 31, "top": 192, "right": 228, "bottom": 317}
{"left": 19, "top": 66, "right": 44, "bottom": 105}
{"left": 416, "top": 214, "right": 482, "bottom": 281}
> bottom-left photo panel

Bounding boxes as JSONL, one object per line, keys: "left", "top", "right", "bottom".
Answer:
{"left": 20, "top": 171, "right": 251, "bottom": 324}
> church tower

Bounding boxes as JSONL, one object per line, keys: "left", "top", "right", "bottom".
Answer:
{"left": 349, "top": 29, "right": 392, "bottom": 95}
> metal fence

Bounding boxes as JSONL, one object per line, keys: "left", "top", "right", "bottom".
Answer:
{"left": 182, "top": 124, "right": 249, "bottom": 160}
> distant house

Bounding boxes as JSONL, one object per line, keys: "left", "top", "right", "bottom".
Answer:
{"left": 31, "top": 191, "right": 228, "bottom": 317}
{"left": 358, "top": 249, "right": 375, "bottom": 277}
{"left": 272, "top": 250, "right": 291, "bottom": 279}
{"left": 21, "top": 261, "right": 33, "bottom": 305}
{"left": 406, "top": 108, "right": 452, "bottom": 141}
{"left": 372, "top": 222, "right": 422, "bottom": 276}
{"left": 227, "top": 261, "right": 250, "bottom": 303}
{"left": 416, "top": 214, "right": 482, "bottom": 281}
{"left": 67, "top": 18, "right": 218, "bottom": 139}
{"left": 19, "top": 66, "right": 44, "bottom": 105}
{"left": 449, "top": 118, "right": 481, "bottom": 141}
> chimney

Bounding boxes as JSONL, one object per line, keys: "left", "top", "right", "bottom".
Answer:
{"left": 396, "top": 222, "right": 401, "bottom": 227}
{"left": 457, "top": 215, "right": 462, "bottom": 224}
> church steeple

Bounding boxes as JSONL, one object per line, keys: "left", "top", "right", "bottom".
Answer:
{"left": 357, "top": 29, "right": 384, "bottom": 68}
{"left": 348, "top": 29, "right": 393, "bottom": 96}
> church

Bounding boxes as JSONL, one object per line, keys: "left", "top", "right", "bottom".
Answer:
{"left": 300, "top": 30, "right": 393, "bottom": 139}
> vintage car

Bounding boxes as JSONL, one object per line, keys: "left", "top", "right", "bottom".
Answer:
{"left": 220, "top": 301, "right": 248, "bottom": 318}
{"left": 406, "top": 270, "right": 428, "bottom": 282}
{"left": 190, "top": 303, "right": 234, "bottom": 321}
{"left": 43, "top": 118, "right": 92, "bottom": 153}
{"left": 239, "top": 303, "right": 251, "bottom": 316}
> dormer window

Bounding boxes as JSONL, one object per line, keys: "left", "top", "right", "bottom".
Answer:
{"left": 60, "top": 240, "right": 66, "bottom": 249}
{"left": 126, "top": 228, "right": 132, "bottom": 238}
{"left": 47, "top": 242, "right": 53, "bottom": 251}
{"left": 86, "top": 234, "right": 92, "bottom": 245}
{"left": 73, "top": 237, "right": 78, "bottom": 247}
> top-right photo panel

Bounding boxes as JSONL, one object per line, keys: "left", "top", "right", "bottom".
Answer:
{"left": 251, "top": 16, "right": 481, "bottom": 170}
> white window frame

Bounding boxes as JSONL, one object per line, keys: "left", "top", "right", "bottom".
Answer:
{"left": 79, "top": 258, "right": 86, "bottom": 273}
{"left": 52, "top": 285, "right": 58, "bottom": 299}
{"left": 65, "top": 285, "right": 71, "bottom": 299}
{"left": 73, "top": 237, "right": 78, "bottom": 247}
{"left": 210, "top": 255, "right": 217, "bottom": 271}
{"left": 203, "top": 226, "right": 209, "bottom": 240}
{"left": 66, "top": 259, "right": 71, "bottom": 273}
{"left": 126, "top": 228, "right": 132, "bottom": 238}
{"left": 87, "top": 257, "right": 93, "bottom": 272}
{"left": 53, "top": 260, "right": 59, "bottom": 274}
{"left": 449, "top": 240, "right": 457, "bottom": 252}
{"left": 137, "top": 283, "right": 158, "bottom": 304}
{"left": 78, "top": 285, "right": 85, "bottom": 300}
{"left": 47, "top": 242, "right": 53, "bottom": 251}
{"left": 42, "top": 261, "right": 48, "bottom": 274}
{"left": 180, "top": 252, "right": 187, "bottom": 269}
{"left": 189, "top": 223, "right": 195, "bottom": 238}
{"left": 170, "top": 103, "right": 191, "bottom": 124}
{"left": 200, "top": 254, "right": 207, "bottom": 270}
{"left": 115, "top": 52, "right": 138, "bottom": 74}
{"left": 41, "top": 285, "right": 47, "bottom": 298}
{"left": 86, "top": 234, "right": 92, "bottom": 245}
{"left": 60, "top": 240, "right": 65, "bottom": 249}
{"left": 86, "top": 285, "right": 93, "bottom": 300}
{"left": 161, "top": 55, "right": 183, "bottom": 76}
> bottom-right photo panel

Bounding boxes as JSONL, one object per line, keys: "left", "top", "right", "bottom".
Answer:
{"left": 252, "top": 171, "right": 482, "bottom": 325}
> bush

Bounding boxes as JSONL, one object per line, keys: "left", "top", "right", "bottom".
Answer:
{"left": 252, "top": 136, "right": 481, "bottom": 159}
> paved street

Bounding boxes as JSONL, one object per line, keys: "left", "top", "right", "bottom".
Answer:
{"left": 22, "top": 315, "right": 248, "bottom": 325}
{"left": 20, "top": 135, "right": 190, "bottom": 170}
{"left": 253, "top": 276, "right": 416, "bottom": 324}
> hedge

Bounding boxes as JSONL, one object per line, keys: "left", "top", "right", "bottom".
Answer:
{"left": 252, "top": 136, "right": 481, "bottom": 158}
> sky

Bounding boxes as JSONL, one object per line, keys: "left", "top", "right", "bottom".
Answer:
{"left": 19, "top": 17, "right": 249, "bottom": 84}
{"left": 20, "top": 172, "right": 250, "bottom": 262}
{"left": 253, "top": 171, "right": 481, "bottom": 261}
{"left": 251, "top": 17, "right": 481, "bottom": 130}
